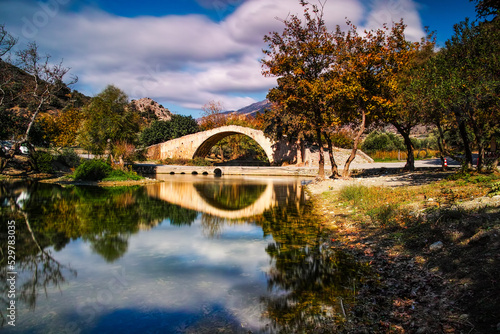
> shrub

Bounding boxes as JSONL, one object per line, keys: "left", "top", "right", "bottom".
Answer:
{"left": 361, "top": 131, "right": 404, "bottom": 152}
{"left": 31, "top": 151, "right": 54, "bottom": 173}
{"left": 112, "top": 141, "right": 136, "bottom": 163}
{"left": 56, "top": 148, "right": 81, "bottom": 168}
{"left": 447, "top": 171, "right": 500, "bottom": 185}
{"left": 329, "top": 130, "right": 353, "bottom": 149}
{"left": 73, "top": 159, "right": 112, "bottom": 181}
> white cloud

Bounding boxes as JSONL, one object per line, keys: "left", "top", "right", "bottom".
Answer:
{"left": 2, "top": 0, "right": 425, "bottom": 115}
{"left": 35, "top": 220, "right": 274, "bottom": 332}
{"left": 364, "top": 0, "right": 425, "bottom": 41}
{"left": 223, "top": 0, "right": 366, "bottom": 45}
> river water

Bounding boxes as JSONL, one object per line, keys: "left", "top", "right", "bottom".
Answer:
{"left": 0, "top": 176, "right": 365, "bottom": 333}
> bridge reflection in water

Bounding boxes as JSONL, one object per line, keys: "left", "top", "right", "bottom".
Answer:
{"left": 146, "top": 175, "right": 307, "bottom": 219}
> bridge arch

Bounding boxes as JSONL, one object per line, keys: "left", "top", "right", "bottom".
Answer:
{"left": 146, "top": 125, "right": 281, "bottom": 165}
{"left": 192, "top": 126, "right": 274, "bottom": 163}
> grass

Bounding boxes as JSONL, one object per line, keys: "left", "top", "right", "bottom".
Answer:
{"left": 319, "top": 170, "right": 500, "bottom": 332}
{"left": 101, "top": 169, "right": 143, "bottom": 181}
{"left": 337, "top": 171, "right": 500, "bottom": 216}
{"left": 490, "top": 181, "right": 500, "bottom": 196}
{"left": 72, "top": 159, "right": 144, "bottom": 182}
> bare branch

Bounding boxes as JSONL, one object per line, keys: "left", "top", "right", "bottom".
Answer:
{"left": 0, "top": 24, "right": 17, "bottom": 59}
{"left": 1, "top": 41, "right": 77, "bottom": 171}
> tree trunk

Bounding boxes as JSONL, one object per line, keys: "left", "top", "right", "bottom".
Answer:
{"left": 436, "top": 122, "right": 447, "bottom": 171}
{"left": 343, "top": 109, "right": 366, "bottom": 178}
{"left": 458, "top": 119, "right": 473, "bottom": 169}
{"left": 453, "top": 107, "right": 473, "bottom": 169}
{"left": 325, "top": 134, "right": 339, "bottom": 178}
{"left": 316, "top": 127, "right": 325, "bottom": 178}
{"left": 0, "top": 98, "right": 45, "bottom": 172}
{"left": 469, "top": 113, "right": 484, "bottom": 171}
{"left": 477, "top": 145, "right": 485, "bottom": 171}
{"left": 395, "top": 126, "right": 415, "bottom": 172}
{"left": 296, "top": 139, "right": 304, "bottom": 165}
{"left": 0, "top": 153, "right": 8, "bottom": 172}
{"left": 490, "top": 157, "right": 499, "bottom": 170}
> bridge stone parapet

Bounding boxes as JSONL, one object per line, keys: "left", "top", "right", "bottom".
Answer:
{"left": 145, "top": 125, "right": 297, "bottom": 165}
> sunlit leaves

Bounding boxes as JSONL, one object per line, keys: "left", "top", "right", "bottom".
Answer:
{"left": 262, "top": 1, "right": 335, "bottom": 176}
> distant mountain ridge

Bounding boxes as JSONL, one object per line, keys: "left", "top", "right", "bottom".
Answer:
{"left": 223, "top": 99, "right": 272, "bottom": 118}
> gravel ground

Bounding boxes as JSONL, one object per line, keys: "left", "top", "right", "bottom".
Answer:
{"left": 305, "top": 170, "right": 450, "bottom": 195}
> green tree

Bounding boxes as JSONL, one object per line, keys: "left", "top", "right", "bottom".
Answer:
{"left": 361, "top": 131, "right": 405, "bottom": 152}
{"left": 78, "top": 85, "right": 140, "bottom": 157}
{"left": 169, "top": 114, "right": 200, "bottom": 138}
{"left": 330, "top": 20, "right": 423, "bottom": 176}
{"left": 470, "top": 0, "right": 499, "bottom": 19}
{"left": 139, "top": 114, "right": 200, "bottom": 146}
{"left": 422, "top": 18, "right": 500, "bottom": 170}
{"left": 381, "top": 31, "right": 436, "bottom": 171}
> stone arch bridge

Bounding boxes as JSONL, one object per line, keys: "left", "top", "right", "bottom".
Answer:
{"left": 145, "top": 125, "right": 297, "bottom": 165}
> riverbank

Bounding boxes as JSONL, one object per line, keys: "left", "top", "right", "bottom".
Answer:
{"left": 307, "top": 170, "right": 500, "bottom": 333}
{"left": 1, "top": 172, "right": 163, "bottom": 187}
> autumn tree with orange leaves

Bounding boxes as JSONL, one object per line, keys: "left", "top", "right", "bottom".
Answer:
{"left": 263, "top": 0, "right": 430, "bottom": 177}
{"left": 331, "top": 20, "right": 432, "bottom": 175}
{"left": 262, "top": 0, "right": 337, "bottom": 178}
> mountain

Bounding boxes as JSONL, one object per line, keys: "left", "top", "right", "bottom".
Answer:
{"left": 130, "top": 97, "right": 173, "bottom": 122}
{"left": 224, "top": 99, "right": 273, "bottom": 118}
{"left": 0, "top": 59, "right": 89, "bottom": 111}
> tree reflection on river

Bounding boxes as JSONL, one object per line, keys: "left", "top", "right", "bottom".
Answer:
{"left": 0, "top": 176, "right": 367, "bottom": 333}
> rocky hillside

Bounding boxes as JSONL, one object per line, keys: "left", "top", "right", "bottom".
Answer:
{"left": 130, "top": 97, "right": 172, "bottom": 122}
{"left": 0, "top": 59, "right": 88, "bottom": 111}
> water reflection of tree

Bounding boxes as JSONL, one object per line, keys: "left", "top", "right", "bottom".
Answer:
{"left": 257, "top": 184, "right": 369, "bottom": 333}
{"left": 0, "top": 181, "right": 199, "bottom": 325}
{"left": 200, "top": 214, "right": 226, "bottom": 238}
{"left": 0, "top": 181, "right": 76, "bottom": 325}
{"left": 200, "top": 214, "right": 253, "bottom": 238}
{"left": 8, "top": 183, "right": 199, "bottom": 262}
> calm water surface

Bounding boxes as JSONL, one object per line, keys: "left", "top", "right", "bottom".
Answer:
{"left": 0, "top": 176, "right": 365, "bottom": 333}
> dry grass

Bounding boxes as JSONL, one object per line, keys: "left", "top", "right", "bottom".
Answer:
{"left": 369, "top": 149, "right": 441, "bottom": 161}
{"left": 314, "top": 170, "right": 500, "bottom": 333}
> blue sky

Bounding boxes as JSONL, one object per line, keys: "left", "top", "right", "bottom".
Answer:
{"left": 0, "top": 0, "right": 477, "bottom": 118}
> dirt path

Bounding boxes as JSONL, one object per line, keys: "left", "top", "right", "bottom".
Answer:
{"left": 306, "top": 170, "right": 455, "bottom": 195}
